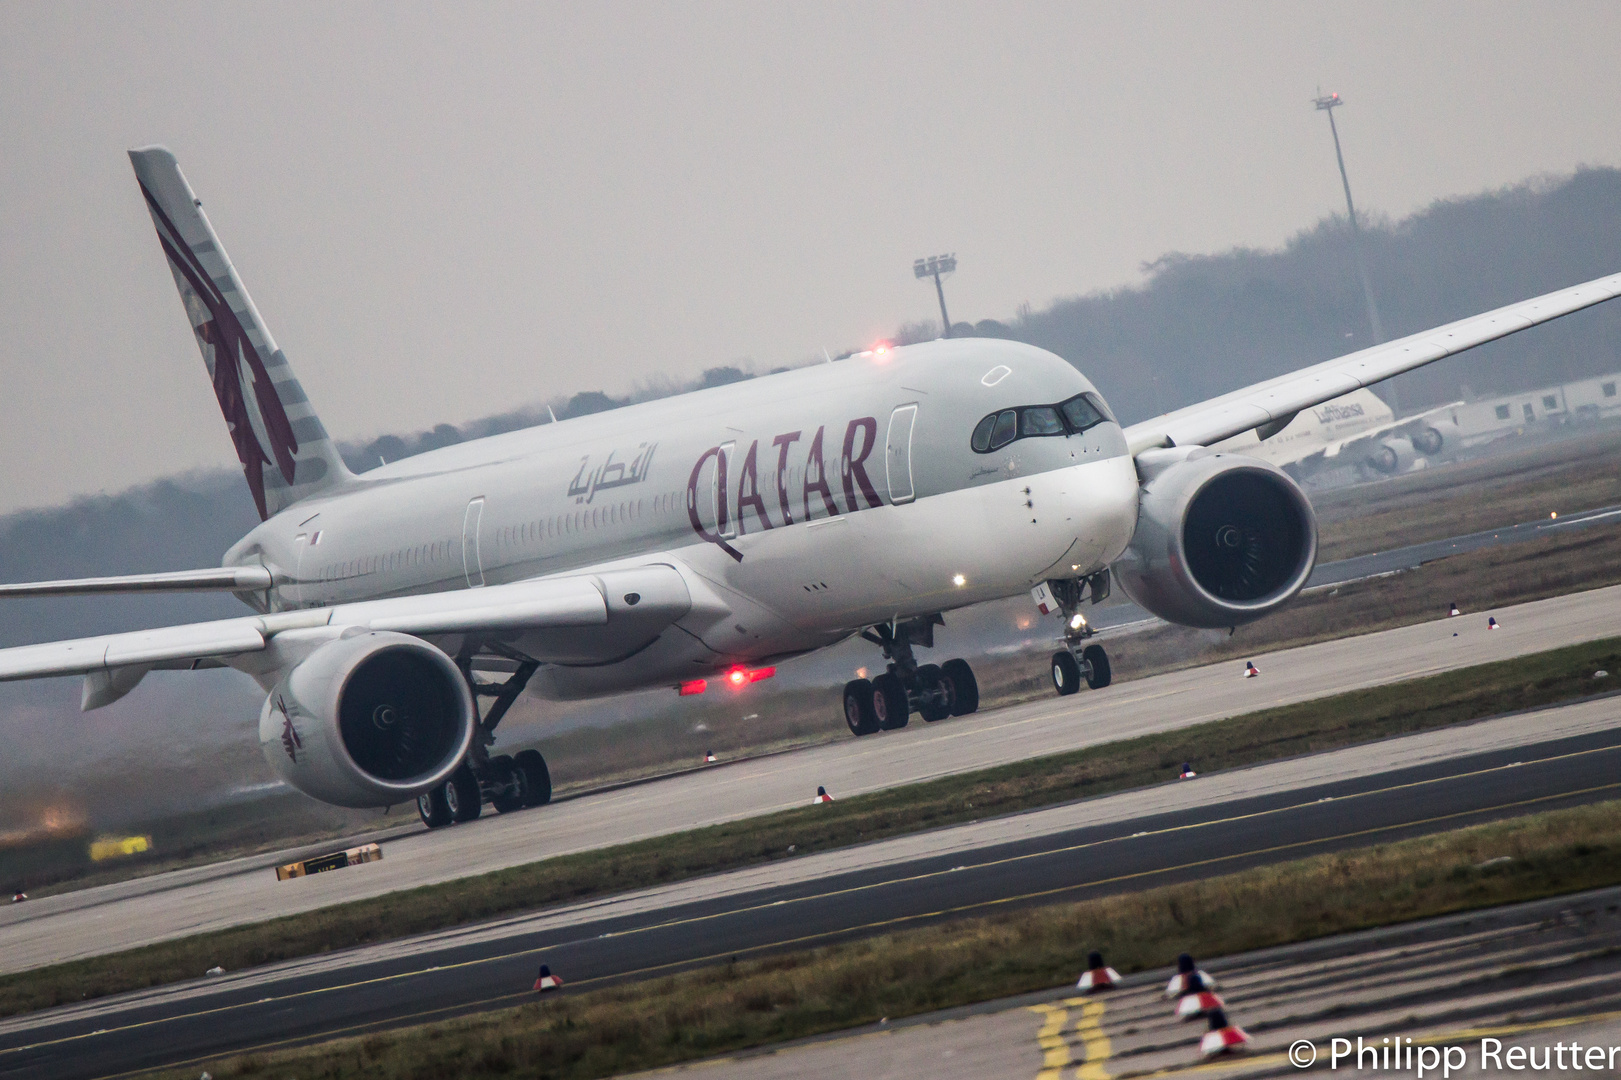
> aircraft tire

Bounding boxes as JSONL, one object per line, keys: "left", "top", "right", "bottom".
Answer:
{"left": 872, "top": 673, "right": 910, "bottom": 730}
{"left": 490, "top": 755, "right": 525, "bottom": 813}
{"left": 1083, "top": 644, "right": 1112, "bottom": 689}
{"left": 448, "top": 764, "right": 482, "bottom": 822}
{"left": 943, "top": 658, "right": 978, "bottom": 715}
{"left": 417, "top": 786, "right": 453, "bottom": 829}
{"left": 1051, "top": 650, "right": 1082, "bottom": 696}
{"left": 515, "top": 749, "right": 552, "bottom": 806}
{"left": 843, "top": 679, "right": 879, "bottom": 735}
{"left": 917, "top": 663, "right": 951, "bottom": 722}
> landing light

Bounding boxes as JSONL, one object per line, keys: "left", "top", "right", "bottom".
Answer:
{"left": 1069, "top": 613, "right": 1088, "bottom": 631}
{"left": 952, "top": 573, "right": 967, "bottom": 587}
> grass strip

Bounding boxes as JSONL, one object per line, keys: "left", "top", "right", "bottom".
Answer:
{"left": 5, "top": 635, "right": 1620, "bottom": 1019}
{"left": 158, "top": 799, "right": 1621, "bottom": 1080}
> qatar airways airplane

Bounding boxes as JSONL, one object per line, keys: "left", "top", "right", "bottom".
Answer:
{"left": 2, "top": 148, "right": 1617, "bottom": 829}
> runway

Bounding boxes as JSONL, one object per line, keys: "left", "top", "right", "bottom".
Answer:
{"left": 663, "top": 885, "right": 1621, "bottom": 1080}
{"left": 4, "top": 701, "right": 1619, "bottom": 1079}
{"left": 2, "top": 583, "right": 1618, "bottom": 976}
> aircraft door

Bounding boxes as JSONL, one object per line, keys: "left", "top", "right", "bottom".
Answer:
{"left": 715, "top": 441, "right": 737, "bottom": 539}
{"left": 462, "top": 497, "right": 486, "bottom": 587}
{"left": 885, "top": 404, "right": 918, "bottom": 505}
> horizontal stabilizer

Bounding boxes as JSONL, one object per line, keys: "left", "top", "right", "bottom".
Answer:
{"left": 0, "top": 566, "right": 274, "bottom": 598}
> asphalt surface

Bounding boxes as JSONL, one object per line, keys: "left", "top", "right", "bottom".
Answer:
{"left": 7, "top": 582, "right": 1617, "bottom": 976}
{"left": 677, "top": 885, "right": 1621, "bottom": 1079}
{"left": 6, "top": 725, "right": 1619, "bottom": 1080}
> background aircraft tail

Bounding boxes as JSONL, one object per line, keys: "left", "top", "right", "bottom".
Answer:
{"left": 128, "top": 146, "right": 352, "bottom": 520}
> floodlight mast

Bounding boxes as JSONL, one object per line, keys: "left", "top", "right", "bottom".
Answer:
{"left": 913, "top": 253, "right": 957, "bottom": 338}
{"left": 1314, "top": 91, "right": 1385, "bottom": 350}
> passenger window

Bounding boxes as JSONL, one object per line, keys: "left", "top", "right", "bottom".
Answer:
{"left": 1021, "top": 406, "right": 1064, "bottom": 436}
{"left": 1605, "top": 382, "right": 1617, "bottom": 398}
{"left": 989, "top": 410, "right": 1017, "bottom": 449}
{"left": 1495, "top": 405, "right": 1511, "bottom": 420}
{"left": 1543, "top": 395, "right": 1559, "bottom": 409}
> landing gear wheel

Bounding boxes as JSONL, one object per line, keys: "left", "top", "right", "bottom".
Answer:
{"left": 1082, "top": 644, "right": 1112, "bottom": 689}
{"left": 1051, "top": 651, "right": 1082, "bottom": 696}
{"left": 490, "top": 755, "right": 525, "bottom": 813}
{"left": 942, "top": 658, "right": 978, "bottom": 715}
{"left": 417, "top": 786, "right": 453, "bottom": 829}
{"left": 447, "top": 764, "right": 482, "bottom": 822}
{"left": 514, "top": 749, "right": 552, "bottom": 806}
{"left": 872, "top": 672, "right": 910, "bottom": 730}
{"left": 916, "top": 664, "right": 951, "bottom": 722}
{"left": 843, "top": 679, "right": 879, "bottom": 736}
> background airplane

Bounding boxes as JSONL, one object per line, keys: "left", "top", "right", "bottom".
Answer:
{"left": 1, "top": 147, "right": 1617, "bottom": 829}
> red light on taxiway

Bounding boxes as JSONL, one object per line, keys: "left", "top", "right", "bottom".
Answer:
{"left": 678, "top": 679, "right": 708, "bottom": 696}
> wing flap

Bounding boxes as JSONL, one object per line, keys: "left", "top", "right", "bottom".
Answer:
{"left": 345, "top": 577, "right": 608, "bottom": 635}
{"left": 0, "top": 619, "right": 267, "bottom": 681}
{"left": 1127, "top": 270, "right": 1621, "bottom": 450}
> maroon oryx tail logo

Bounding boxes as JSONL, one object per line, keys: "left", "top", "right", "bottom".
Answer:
{"left": 140, "top": 182, "right": 300, "bottom": 520}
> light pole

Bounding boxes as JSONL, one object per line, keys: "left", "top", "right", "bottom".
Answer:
{"left": 914, "top": 253, "right": 957, "bottom": 338}
{"left": 1314, "top": 91, "right": 1385, "bottom": 351}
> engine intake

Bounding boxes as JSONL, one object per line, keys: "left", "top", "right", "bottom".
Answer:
{"left": 259, "top": 631, "right": 474, "bottom": 808}
{"left": 1114, "top": 450, "right": 1318, "bottom": 629}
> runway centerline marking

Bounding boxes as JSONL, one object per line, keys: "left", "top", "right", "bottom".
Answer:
{"left": 10, "top": 746, "right": 1619, "bottom": 1066}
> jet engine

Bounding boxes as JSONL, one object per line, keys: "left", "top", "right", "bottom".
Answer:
{"left": 258, "top": 631, "right": 475, "bottom": 808}
{"left": 1366, "top": 437, "right": 1417, "bottom": 474}
{"left": 1113, "top": 450, "right": 1318, "bottom": 629}
{"left": 1410, "top": 426, "right": 1445, "bottom": 456}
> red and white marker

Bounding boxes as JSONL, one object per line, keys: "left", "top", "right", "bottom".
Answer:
{"left": 1449, "top": 602, "right": 1461, "bottom": 617}
{"left": 1165, "top": 955, "right": 1219, "bottom": 998}
{"left": 1199, "top": 1009, "right": 1250, "bottom": 1056}
{"left": 1243, "top": 661, "right": 1259, "bottom": 678}
{"left": 10, "top": 892, "right": 26, "bottom": 903}
{"left": 1488, "top": 616, "right": 1500, "bottom": 630}
{"left": 704, "top": 751, "right": 717, "bottom": 763}
{"left": 533, "top": 963, "right": 562, "bottom": 992}
{"left": 1177, "top": 989, "right": 1226, "bottom": 1020}
{"left": 1076, "top": 951, "right": 1120, "bottom": 992}
{"left": 1179, "top": 763, "right": 1197, "bottom": 780}
{"left": 814, "top": 785, "right": 834, "bottom": 804}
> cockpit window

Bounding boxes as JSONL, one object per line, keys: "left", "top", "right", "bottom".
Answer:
{"left": 1061, "top": 394, "right": 1105, "bottom": 432}
{"left": 989, "top": 409, "right": 1018, "bottom": 449}
{"left": 970, "top": 391, "right": 1116, "bottom": 453}
{"left": 1021, "top": 406, "right": 1065, "bottom": 436}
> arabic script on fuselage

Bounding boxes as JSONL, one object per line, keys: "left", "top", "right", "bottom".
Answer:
{"left": 568, "top": 443, "right": 657, "bottom": 504}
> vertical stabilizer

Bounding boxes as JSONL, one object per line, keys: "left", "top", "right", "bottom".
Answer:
{"left": 128, "top": 146, "right": 352, "bottom": 520}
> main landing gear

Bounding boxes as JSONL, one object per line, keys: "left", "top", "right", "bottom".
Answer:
{"left": 418, "top": 647, "right": 553, "bottom": 829}
{"left": 1043, "top": 571, "right": 1112, "bottom": 697}
{"left": 841, "top": 614, "right": 980, "bottom": 736}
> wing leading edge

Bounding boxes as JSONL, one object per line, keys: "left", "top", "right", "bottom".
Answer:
{"left": 1124, "top": 270, "right": 1621, "bottom": 454}
{"left": 0, "top": 575, "right": 610, "bottom": 686}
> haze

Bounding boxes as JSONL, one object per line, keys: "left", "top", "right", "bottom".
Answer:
{"left": 1, "top": 1, "right": 1617, "bottom": 515}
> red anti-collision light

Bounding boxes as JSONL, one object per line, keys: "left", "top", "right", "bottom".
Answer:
{"left": 720, "top": 666, "right": 777, "bottom": 690}
{"left": 678, "top": 679, "right": 708, "bottom": 696}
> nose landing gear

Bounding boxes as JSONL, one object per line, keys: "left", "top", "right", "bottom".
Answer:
{"left": 841, "top": 615, "right": 980, "bottom": 736}
{"left": 1039, "top": 571, "right": 1113, "bottom": 697}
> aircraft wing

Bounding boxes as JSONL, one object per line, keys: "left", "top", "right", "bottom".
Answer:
{"left": 0, "top": 575, "right": 610, "bottom": 683}
{"left": 1123, "top": 270, "right": 1621, "bottom": 454}
{"left": 0, "top": 566, "right": 274, "bottom": 597}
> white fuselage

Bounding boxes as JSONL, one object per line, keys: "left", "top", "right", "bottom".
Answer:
{"left": 221, "top": 339, "right": 1140, "bottom": 699}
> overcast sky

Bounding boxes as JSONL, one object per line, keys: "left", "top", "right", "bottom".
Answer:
{"left": 1, "top": 2, "right": 1616, "bottom": 516}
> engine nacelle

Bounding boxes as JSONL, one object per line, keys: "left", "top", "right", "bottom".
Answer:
{"left": 1114, "top": 451, "right": 1318, "bottom": 629}
{"left": 1410, "top": 426, "right": 1444, "bottom": 456}
{"left": 258, "top": 631, "right": 475, "bottom": 808}
{"left": 1366, "top": 437, "right": 1417, "bottom": 474}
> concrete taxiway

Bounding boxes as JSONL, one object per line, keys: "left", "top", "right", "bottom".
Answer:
{"left": 2, "top": 583, "right": 1618, "bottom": 976}
{"left": 658, "top": 886, "right": 1621, "bottom": 1080}
{"left": 3, "top": 696, "right": 1619, "bottom": 1079}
